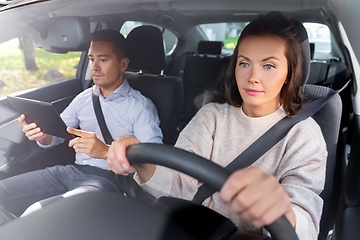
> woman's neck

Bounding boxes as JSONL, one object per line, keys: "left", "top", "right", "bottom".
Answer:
{"left": 242, "top": 102, "right": 281, "bottom": 118}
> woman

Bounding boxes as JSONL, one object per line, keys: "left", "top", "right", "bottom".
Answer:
{"left": 107, "top": 12, "right": 327, "bottom": 240}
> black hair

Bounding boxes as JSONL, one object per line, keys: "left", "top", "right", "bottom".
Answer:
{"left": 91, "top": 29, "right": 129, "bottom": 59}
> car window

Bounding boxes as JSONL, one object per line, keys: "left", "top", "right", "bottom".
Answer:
{"left": 199, "top": 22, "right": 332, "bottom": 58}
{"left": 120, "top": 21, "right": 178, "bottom": 55}
{"left": 199, "top": 22, "right": 248, "bottom": 55}
{"left": 0, "top": 35, "right": 81, "bottom": 98}
{"left": 303, "top": 22, "right": 332, "bottom": 56}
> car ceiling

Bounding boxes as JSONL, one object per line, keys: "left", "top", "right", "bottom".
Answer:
{"left": 0, "top": 0, "right": 329, "bottom": 42}
{"left": 1, "top": 0, "right": 360, "bottom": 68}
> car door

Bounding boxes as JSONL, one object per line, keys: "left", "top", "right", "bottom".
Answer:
{"left": 0, "top": 17, "right": 91, "bottom": 180}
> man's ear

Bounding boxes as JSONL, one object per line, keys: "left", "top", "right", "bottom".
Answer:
{"left": 120, "top": 57, "right": 129, "bottom": 72}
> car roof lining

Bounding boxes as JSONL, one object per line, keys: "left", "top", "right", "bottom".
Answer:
{"left": 0, "top": 0, "right": 329, "bottom": 42}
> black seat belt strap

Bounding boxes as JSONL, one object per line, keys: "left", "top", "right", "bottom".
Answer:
{"left": 192, "top": 80, "right": 350, "bottom": 204}
{"left": 91, "top": 90, "right": 155, "bottom": 202}
{"left": 92, "top": 91, "right": 113, "bottom": 144}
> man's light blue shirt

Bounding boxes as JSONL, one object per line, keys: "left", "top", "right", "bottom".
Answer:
{"left": 39, "top": 79, "right": 163, "bottom": 170}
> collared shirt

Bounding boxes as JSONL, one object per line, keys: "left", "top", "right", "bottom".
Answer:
{"left": 38, "top": 79, "right": 163, "bottom": 170}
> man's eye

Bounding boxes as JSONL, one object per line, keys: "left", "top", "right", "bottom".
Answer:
{"left": 100, "top": 59, "right": 106, "bottom": 62}
{"left": 89, "top": 58, "right": 94, "bottom": 62}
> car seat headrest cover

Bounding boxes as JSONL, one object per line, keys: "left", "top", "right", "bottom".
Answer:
{"left": 126, "top": 25, "right": 166, "bottom": 74}
{"left": 291, "top": 19, "right": 311, "bottom": 85}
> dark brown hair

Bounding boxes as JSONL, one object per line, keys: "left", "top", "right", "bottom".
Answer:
{"left": 212, "top": 11, "right": 303, "bottom": 116}
{"left": 91, "top": 29, "right": 129, "bottom": 60}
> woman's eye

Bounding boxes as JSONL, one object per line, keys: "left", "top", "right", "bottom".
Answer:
{"left": 264, "top": 64, "right": 274, "bottom": 69}
{"left": 100, "top": 58, "right": 106, "bottom": 62}
{"left": 239, "top": 62, "right": 249, "bottom": 67}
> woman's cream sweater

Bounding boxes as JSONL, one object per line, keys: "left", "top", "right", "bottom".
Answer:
{"left": 140, "top": 102, "right": 327, "bottom": 240}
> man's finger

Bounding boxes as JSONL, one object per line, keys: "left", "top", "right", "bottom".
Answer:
{"left": 18, "top": 114, "right": 26, "bottom": 125}
{"left": 18, "top": 114, "right": 34, "bottom": 128}
{"left": 67, "top": 127, "right": 92, "bottom": 138}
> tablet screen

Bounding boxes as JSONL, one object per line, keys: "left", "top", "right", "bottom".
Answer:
{"left": 7, "top": 96, "right": 74, "bottom": 140}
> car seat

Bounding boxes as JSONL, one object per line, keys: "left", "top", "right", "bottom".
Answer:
{"left": 125, "top": 25, "right": 183, "bottom": 145}
{"left": 334, "top": 96, "right": 360, "bottom": 239}
{"left": 177, "top": 41, "right": 230, "bottom": 131}
{"left": 292, "top": 19, "right": 343, "bottom": 240}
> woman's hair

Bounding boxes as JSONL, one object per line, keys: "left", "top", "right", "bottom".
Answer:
{"left": 91, "top": 29, "right": 129, "bottom": 60}
{"left": 212, "top": 11, "right": 303, "bottom": 116}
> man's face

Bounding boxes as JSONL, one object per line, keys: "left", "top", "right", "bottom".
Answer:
{"left": 88, "top": 41, "right": 128, "bottom": 95}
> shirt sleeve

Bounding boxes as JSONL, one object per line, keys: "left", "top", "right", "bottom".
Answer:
{"left": 132, "top": 99, "right": 163, "bottom": 144}
{"left": 36, "top": 136, "right": 65, "bottom": 148}
{"left": 59, "top": 97, "right": 80, "bottom": 129}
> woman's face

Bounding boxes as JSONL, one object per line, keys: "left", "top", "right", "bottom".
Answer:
{"left": 235, "top": 35, "right": 288, "bottom": 117}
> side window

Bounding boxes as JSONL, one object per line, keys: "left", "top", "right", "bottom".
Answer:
{"left": 199, "top": 22, "right": 248, "bottom": 55}
{"left": 120, "top": 21, "right": 178, "bottom": 55}
{"left": 304, "top": 22, "right": 332, "bottom": 59}
{"left": 199, "top": 22, "right": 331, "bottom": 59}
{"left": 0, "top": 34, "right": 81, "bottom": 98}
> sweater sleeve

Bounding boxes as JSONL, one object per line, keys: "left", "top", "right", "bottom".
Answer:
{"left": 140, "top": 104, "right": 216, "bottom": 199}
{"left": 276, "top": 117, "right": 327, "bottom": 240}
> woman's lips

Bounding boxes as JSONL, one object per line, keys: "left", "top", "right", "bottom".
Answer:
{"left": 245, "top": 88, "right": 263, "bottom": 95}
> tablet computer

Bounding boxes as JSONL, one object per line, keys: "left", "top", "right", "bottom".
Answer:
{"left": 7, "top": 96, "right": 74, "bottom": 140}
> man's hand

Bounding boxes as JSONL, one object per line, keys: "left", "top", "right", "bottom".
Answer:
{"left": 67, "top": 127, "right": 110, "bottom": 159}
{"left": 219, "top": 166, "right": 296, "bottom": 228}
{"left": 19, "top": 114, "right": 52, "bottom": 145}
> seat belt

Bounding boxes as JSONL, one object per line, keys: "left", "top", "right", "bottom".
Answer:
{"left": 92, "top": 91, "right": 113, "bottom": 144}
{"left": 91, "top": 90, "right": 155, "bottom": 202}
{"left": 192, "top": 80, "right": 350, "bottom": 204}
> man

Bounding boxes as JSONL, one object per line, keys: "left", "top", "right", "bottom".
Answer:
{"left": 0, "top": 29, "right": 162, "bottom": 220}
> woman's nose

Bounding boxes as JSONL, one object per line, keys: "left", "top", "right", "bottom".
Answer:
{"left": 249, "top": 67, "right": 260, "bottom": 83}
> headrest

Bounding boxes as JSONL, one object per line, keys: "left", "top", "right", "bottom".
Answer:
{"left": 290, "top": 19, "right": 311, "bottom": 85}
{"left": 310, "top": 43, "right": 315, "bottom": 59}
{"left": 126, "top": 25, "right": 166, "bottom": 74}
{"left": 197, "top": 41, "right": 223, "bottom": 55}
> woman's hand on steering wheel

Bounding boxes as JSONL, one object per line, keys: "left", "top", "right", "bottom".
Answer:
{"left": 107, "top": 136, "right": 157, "bottom": 184}
{"left": 220, "top": 166, "right": 296, "bottom": 228}
{"left": 107, "top": 135, "right": 139, "bottom": 175}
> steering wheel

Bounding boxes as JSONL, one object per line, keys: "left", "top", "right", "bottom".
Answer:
{"left": 0, "top": 143, "right": 298, "bottom": 240}
{"left": 126, "top": 143, "right": 299, "bottom": 240}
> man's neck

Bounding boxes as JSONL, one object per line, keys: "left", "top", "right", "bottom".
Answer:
{"left": 99, "top": 79, "right": 124, "bottom": 99}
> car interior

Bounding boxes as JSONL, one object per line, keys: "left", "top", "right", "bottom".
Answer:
{"left": 0, "top": 0, "right": 360, "bottom": 239}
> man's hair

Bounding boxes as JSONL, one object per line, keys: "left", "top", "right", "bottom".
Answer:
{"left": 212, "top": 11, "right": 303, "bottom": 116}
{"left": 91, "top": 29, "right": 129, "bottom": 59}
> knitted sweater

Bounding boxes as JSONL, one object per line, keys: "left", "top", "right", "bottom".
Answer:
{"left": 140, "top": 102, "right": 327, "bottom": 240}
